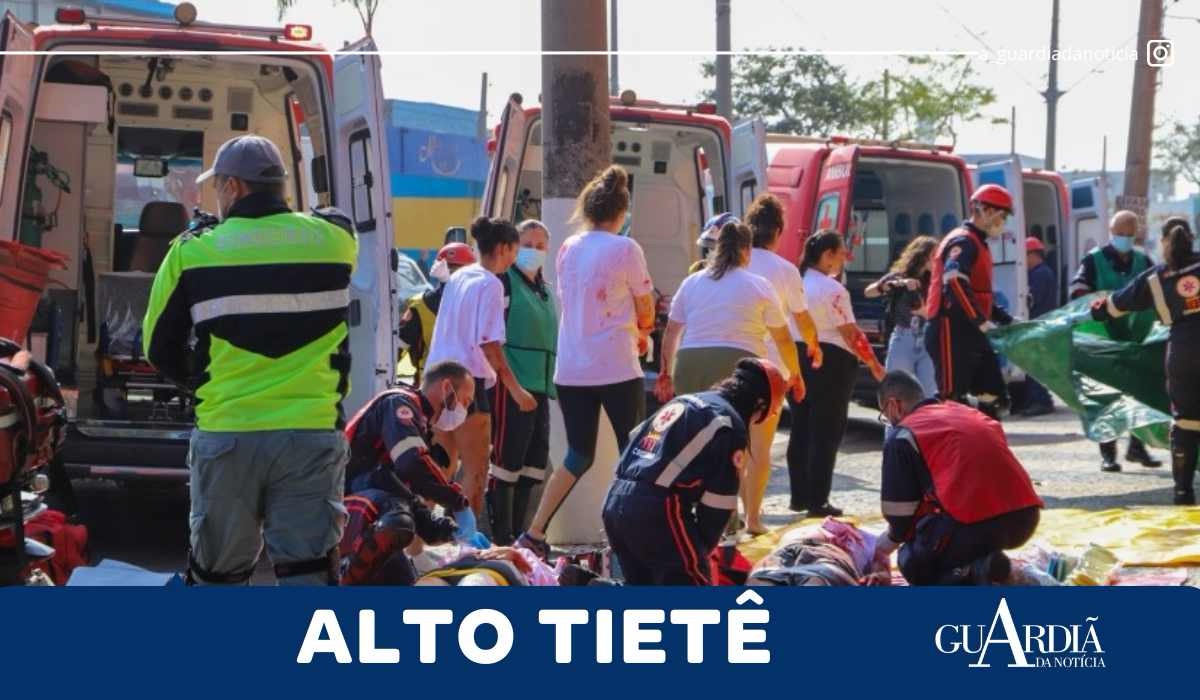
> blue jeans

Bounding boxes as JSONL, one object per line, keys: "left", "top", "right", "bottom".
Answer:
{"left": 885, "top": 325, "right": 938, "bottom": 397}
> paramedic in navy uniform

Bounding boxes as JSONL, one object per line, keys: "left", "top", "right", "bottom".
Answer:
{"left": 1091, "top": 218, "right": 1200, "bottom": 504}
{"left": 602, "top": 358, "right": 789, "bottom": 585}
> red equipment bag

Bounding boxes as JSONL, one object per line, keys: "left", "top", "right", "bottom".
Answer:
{"left": 23, "top": 509, "right": 88, "bottom": 584}
{"left": 0, "top": 241, "right": 68, "bottom": 346}
{"left": 710, "top": 543, "right": 753, "bottom": 586}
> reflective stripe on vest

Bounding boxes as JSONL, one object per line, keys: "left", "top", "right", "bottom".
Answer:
{"left": 925, "top": 229, "right": 994, "bottom": 319}
{"left": 654, "top": 415, "right": 733, "bottom": 488}
{"left": 191, "top": 289, "right": 350, "bottom": 324}
{"left": 898, "top": 402, "right": 1043, "bottom": 523}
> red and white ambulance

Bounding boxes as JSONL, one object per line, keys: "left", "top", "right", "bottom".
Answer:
{"left": 0, "top": 4, "right": 396, "bottom": 480}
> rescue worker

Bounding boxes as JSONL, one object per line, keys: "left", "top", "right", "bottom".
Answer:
{"left": 602, "top": 358, "right": 787, "bottom": 585}
{"left": 1019, "top": 236, "right": 1056, "bottom": 417}
{"left": 397, "top": 242, "right": 477, "bottom": 384}
{"left": 924, "top": 184, "right": 1015, "bottom": 418}
{"left": 1070, "top": 210, "right": 1163, "bottom": 471}
{"left": 340, "top": 361, "right": 485, "bottom": 584}
{"left": 143, "top": 135, "right": 356, "bottom": 585}
{"left": 489, "top": 219, "right": 559, "bottom": 545}
{"left": 687, "top": 212, "right": 737, "bottom": 274}
{"left": 873, "top": 371, "right": 1044, "bottom": 585}
{"left": 1091, "top": 218, "right": 1200, "bottom": 504}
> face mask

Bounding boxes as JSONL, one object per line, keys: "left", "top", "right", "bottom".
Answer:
{"left": 434, "top": 388, "right": 468, "bottom": 432}
{"left": 1110, "top": 235, "right": 1134, "bottom": 253}
{"left": 516, "top": 247, "right": 545, "bottom": 275}
{"left": 429, "top": 258, "right": 451, "bottom": 283}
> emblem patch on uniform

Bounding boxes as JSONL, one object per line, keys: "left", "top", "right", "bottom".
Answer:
{"left": 948, "top": 246, "right": 963, "bottom": 261}
{"left": 1177, "top": 275, "right": 1200, "bottom": 298}
{"left": 652, "top": 402, "right": 685, "bottom": 433}
{"left": 395, "top": 406, "right": 414, "bottom": 422}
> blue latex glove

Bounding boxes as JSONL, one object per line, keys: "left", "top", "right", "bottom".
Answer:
{"left": 467, "top": 531, "right": 491, "bottom": 549}
{"left": 453, "top": 508, "right": 479, "bottom": 543}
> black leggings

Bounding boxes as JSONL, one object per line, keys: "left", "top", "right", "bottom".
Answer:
{"left": 787, "top": 343, "right": 858, "bottom": 510}
{"left": 556, "top": 378, "right": 646, "bottom": 476}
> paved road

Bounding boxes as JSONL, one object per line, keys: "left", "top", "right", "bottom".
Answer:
{"left": 72, "top": 399, "right": 1184, "bottom": 577}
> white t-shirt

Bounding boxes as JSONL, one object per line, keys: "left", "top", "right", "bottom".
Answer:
{"left": 668, "top": 267, "right": 785, "bottom": 357}
{"left": 747, "top": 248, "right": 809, "bottom": 377}
{"left": 426, "top": 263, "right": 507, "bottom": 388}
{"left": 554, "top": 231, "right": 655, "bottom": 386}
{"left": 803, "top": 267, "right": 856, "bottom": 354}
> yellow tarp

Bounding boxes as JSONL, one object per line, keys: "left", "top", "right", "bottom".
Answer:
{"left": 739, "top": 507, "right": 1200, "bottom": 568}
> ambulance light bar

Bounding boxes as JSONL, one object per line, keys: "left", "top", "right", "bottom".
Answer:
{"left": 767, "top": 132, "right": 954, "bottom": 153}
{"left": 55, "top": 7, "right": 86, "bottom": 24}
{"left": 284, "top": 24, "right": 312, "bottom": 41}
{"left": 615, "top": 90, "right": 723, "bottom": 116}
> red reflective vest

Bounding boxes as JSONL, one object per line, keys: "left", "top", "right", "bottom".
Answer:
{"left": 925, "top": 227, "right": 994, "bottom": 320}
{"left": 899, "top": 401, "right": 1043, "bottom": 524}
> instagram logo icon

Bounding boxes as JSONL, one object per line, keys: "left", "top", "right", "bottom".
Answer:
{"left": 1147, "top": 39, "right": 1174, "bottom": 67}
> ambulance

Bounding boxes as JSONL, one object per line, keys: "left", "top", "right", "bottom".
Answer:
{"left": 0, "top": 5, "right": 397, "bottom": 480}
{"left": 480, "top": 91, "right": 766, "bottom": 371}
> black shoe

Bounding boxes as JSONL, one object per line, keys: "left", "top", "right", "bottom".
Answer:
{"left": 968, "top": 552, "right": 1012, "bottom": 585}
{"left": 1100, "top": 441, "right": 1122, "bottom": 472}
{"left": 1175, "top": 490, "right": 1197, "bottom": 506}
{"left": 806, "top": 503, "right": 844, "bottom": 518}
{"left": 1019, "top": 403, "right": 1054, "bottom": 418}
{"left": 1126, "top": 439, "right": 1163, "bottom": 468}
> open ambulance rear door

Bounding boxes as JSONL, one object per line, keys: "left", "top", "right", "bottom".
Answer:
{"left": 731, "top": 118, "right": 768, "bottom": 217}
{"left": 333, "top": 39, "right": 397, "bottom": 416}
{"left": 1068, "top": 176, "right": 1109, "bottom": 276}
{"left": 812, "top": 145, "right": 859, "bottom": 256}
{"left": 482, "top": 96, "right": 527, "bottom": 220}
{"left": 974, "top": 157, "right": 1028, "bottom": 320}
{"left": 0, "top": 13, "right": 36, "bottom": 236}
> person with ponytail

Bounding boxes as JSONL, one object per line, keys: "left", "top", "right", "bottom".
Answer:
{"left": 517, "top": 166, "right": 655, "bottom": 558}
{"left": 789, "top": 230, "right": 886, "bottom": 518}
{"left": 1091, "top": 217, "right": 1200, "bottom": 504}
{"left": 655, "top": 219, "right": 804, "bottom": 534}
{"left": 426, "top": 216, "right": 536, "bottom": 524}
{"left": 603, "top": 358, "right": 788, "bottom": 584}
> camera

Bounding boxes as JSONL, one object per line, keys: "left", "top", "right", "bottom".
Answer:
{"left": 1147, "top": 39, "right": 1173, "bottom": 67}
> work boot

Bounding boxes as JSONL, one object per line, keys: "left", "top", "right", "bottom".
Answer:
{"left": 968, "top": 552, "right": 1012, "bottom": 585}
{"left": 1171, "top": 425, "right": 1198, "bottom": 506}
{"left": 806, "top": 503, "right": 844, "bottom": 518}
{"left": 1099, "top": 441, "right": 1122, "bottom": 473}
{"left": 512, "top": 476, "right": 537, "bottom": 535}
{"left": 1125, "top": 436, "right": 1163, "bottom": 467}
{"left": 489, "top": 480, "right": 516, "bottom": 546}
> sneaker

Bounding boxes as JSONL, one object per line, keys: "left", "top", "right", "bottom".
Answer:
{"left": 1174, "top": 490, "right": 1197, "bottom": 506}
{"left": 515, "top": 531, "right": 551, "bottom": 561}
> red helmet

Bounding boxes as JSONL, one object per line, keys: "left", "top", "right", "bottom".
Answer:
{"left": 436, "top": 242, "right": 477, "bottom": 267}
{"left": 1024, "top": 236, "right": 1046, "bottom": 253}
{"left": 736, "top": 357, "right": 787, "bottom": 423}
{"left": 970, "top": 184, "right": 1014, "bottom": 213}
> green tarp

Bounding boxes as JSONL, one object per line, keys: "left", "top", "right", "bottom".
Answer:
{"left": 988, "top": 294, "right": 1171, "bottom": 448}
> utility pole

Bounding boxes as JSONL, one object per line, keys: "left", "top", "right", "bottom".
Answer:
{"left": 541, "top": 0, "right": 611, "bottom": 545}
{"left": 881, "top": 70, "right": 890, "bottom": 141}
{"left": 609, "top": 0, "right": 619, "bottom": 96}
{"left": 1011, "top": 106, "right": 1017, "bottom": 155}
{"left": 1120, "top": 0, "right": 1164, "bottom": 242}
{"left": 716, "top": 0, "right": 732, "bottom": 119}
{"left": 1042, "top": 0, "right": 1062, "bottom": 171}
{"left": 477, "top": 72, "right": 488, "bottom": 141}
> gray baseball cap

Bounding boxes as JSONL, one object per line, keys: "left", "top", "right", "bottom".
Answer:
{"left": 196, "top": 135, "right": 288, "bottom": 184}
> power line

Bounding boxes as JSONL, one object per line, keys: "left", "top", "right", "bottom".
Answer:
{"left": 935, "top": 2, "right": 1042, "bottom": 93}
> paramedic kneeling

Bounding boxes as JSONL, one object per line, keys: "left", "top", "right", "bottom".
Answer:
{"left": 602, "top": 358, "right": 788, "bottom": 585}
{"left": 873, "top": 371, "right": 1043, "bottom": 585}
{"left": 143, "top": 135, "right": 357, "bottom": 585}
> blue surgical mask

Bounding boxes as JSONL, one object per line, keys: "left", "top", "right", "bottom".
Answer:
{"left": 1110, "top": 236, "right": 1134, "bottom": 253}
{"left": 516, "top": 247, "right": 546, "bottom": 275}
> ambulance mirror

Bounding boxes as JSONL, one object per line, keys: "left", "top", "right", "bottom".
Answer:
{"left": 133, "top": 158, "right": 168, "bottom": 178}
{"left": 310, "top": 155, "right": 329, "bottom": 194}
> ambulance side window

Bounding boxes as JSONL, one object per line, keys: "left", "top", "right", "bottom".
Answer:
{"left": 0, "top": 113, "right": 11, "bottom": 196}
{"left": 814, "top": 193, "right": 839, "bottom": 232}
{"left": 348, "top": 129, "right": 375, "bottom": 231}
{"left": 740, "top": 180, "right": 755, "bottom": 214}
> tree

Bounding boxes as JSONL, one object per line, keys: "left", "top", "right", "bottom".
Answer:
{"left": 701, "top": 50, "right": 1004, "bottom": 147}
{"left": 857, "top": 56, "right": 1004, "bottom": 147}
{"left": 275, "top": 0, "right": 382, "bottom": 38}
{"left": 700, "top": 50, "right": 861, "bottom": 136}
{"left": 1156, "top": 119, "right": 1200, "bottom": 189}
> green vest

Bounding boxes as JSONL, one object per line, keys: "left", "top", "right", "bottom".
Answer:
{"left": 143, "top": 211, "right": 357, "bottom": 431}
{"left": 503, "top": 268, "right": 558, "bottom": 398}
{"left": 1089, "top": 247, "right": 1155, "bottom": 342}
{"left": 405, "top": 291, "right": 437, "bottom": 383}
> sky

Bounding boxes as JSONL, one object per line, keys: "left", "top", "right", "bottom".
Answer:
{"left": 195, "top": 0, "right": 1200, "bottom": 176}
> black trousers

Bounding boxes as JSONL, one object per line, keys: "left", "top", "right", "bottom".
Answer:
{"left": 556, "top": 378, "right": 645, "bottom": 475}
{"left": 602, "top": 479, "right": 712, "bottom": 585}
{"left": 925, "top": 316, "right": 1007, "bottom": 405}
{"left": 899, "top": 506, "right": 1040, "bottom": 585}
{"left": 787, "top": 343, "right": 857, "bottom": 510}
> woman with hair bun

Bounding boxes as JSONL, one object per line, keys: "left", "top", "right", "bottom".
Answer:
{"left": 517, "top": 165, "right": 656, "bottom": 558}
{"left": 427, "top": 216, "right": 536, "bottom": 523}
{"left": 1091, "top": 217, "right": 1200, "bottom": 504}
